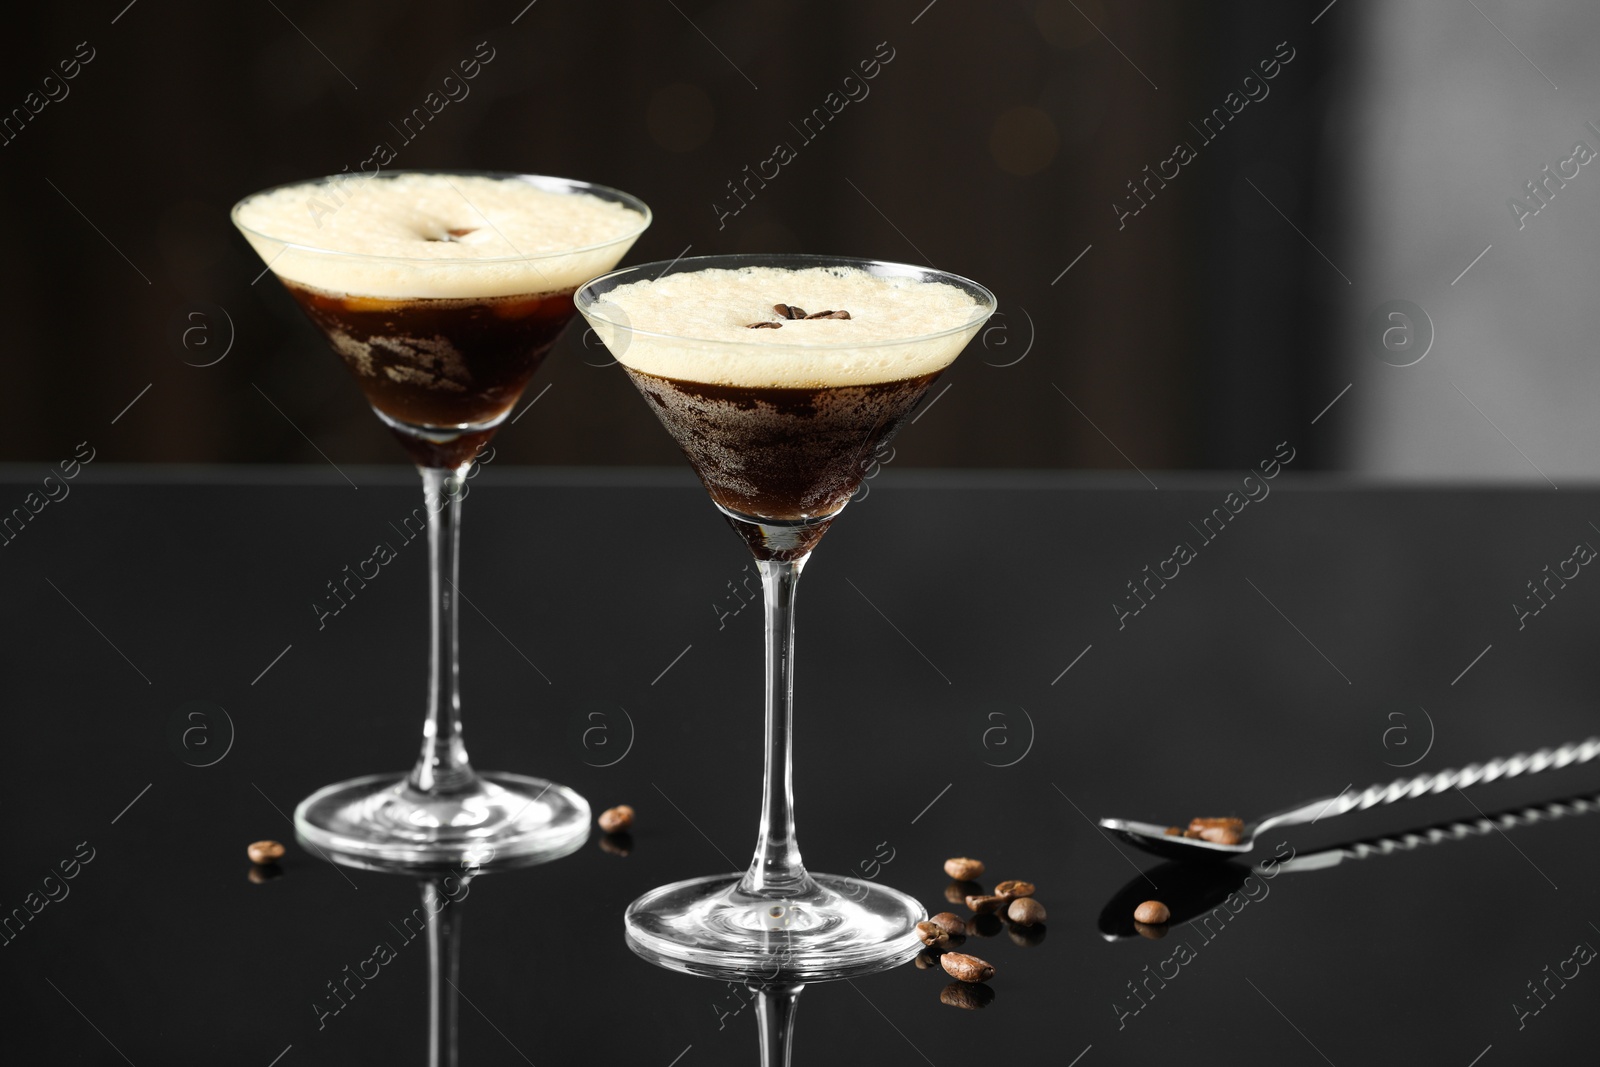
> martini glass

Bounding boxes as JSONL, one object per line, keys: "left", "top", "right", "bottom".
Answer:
{"left": 577, "top": 254, "right": 996, "bottom": 972}
{"left": 232, "top": 171, "right": 650, "bottom": 864}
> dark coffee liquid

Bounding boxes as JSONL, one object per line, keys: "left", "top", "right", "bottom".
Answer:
{"left": 283, "top": 281, "right": 577, "bottom": 467}
{"left": 624, "top": 368, "right": 940, "bottom": 559}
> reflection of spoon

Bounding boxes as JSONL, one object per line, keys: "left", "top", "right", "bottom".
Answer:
{"left": 1097, "top": 789, "right": 1600, "bottom": 940}
{"left": 1099, "top": 737, "right": 1600, "bottom": 861}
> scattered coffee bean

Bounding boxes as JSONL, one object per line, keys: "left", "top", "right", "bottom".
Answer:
{"left": 747, "top": 321, "right": 782, "bottom": 329}
{"left": 1188, "top": 816, "right": 1244, "bottom": 832}
{"left": 803, "top": 309, "right": 852, "bottom": 319}
{"left": 1183, "top": 828, "right": 1204, "bottom": 839}
{"left": 944, "top": 857, "right": 985, "bottom": 880}
{"left": 928, "top": 912, "right": 968, "bottom": 938}
{"left": 1133, "top": 900, "right": 1170, "bottom": 925}
{"left": 1164, "top": 827, "right": 1183, "bottom": 836}
{"left": 945, "top": 879, "right": 982, "bottom": 905}
{"left": 1197, "top": 826, "right": 1243, "bottom": 845}
{"left": 248, "top": 840, "right": 285, "bottom": 866}
{"left": 774, "top": 303, "right": 806, "bottom": 319}
{"left": 993, "top": 879, "right": 1035, "bottom": 899}
{"left": 1007, "top": 897, "right": 1046, "bottom": 926}
{"left": 940, "top": 981, "right": 996, "bottom": 1010}
{"left": 1008, "top": 922, "right": 1048, "bottom": 948}
{"left": 916, "top": 921, "right": 950, "bottom": 950}
{"left": 940, "top": 952, "right": 996, "bottom": 984}
{"left": 598, "top": 805, "right": 634, "bottom": 834}
{"left": 1134, "top": 921, "right": 1168, "bottom": 941}
{"left": 965, "top": 893, "right": 1007, "bottom": 915}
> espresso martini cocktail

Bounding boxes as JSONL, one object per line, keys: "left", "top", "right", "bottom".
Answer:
{"left": 232, "top": 172, "right": 650, "bottom": 865}
{"left": 590, "top": 261, "right": 987, "bottom": 559}
{"left": 235, "top": 172, "right": 648, "bottom": 466}
{"left": 578, "top": 255, "right": 996, "bottom": 974}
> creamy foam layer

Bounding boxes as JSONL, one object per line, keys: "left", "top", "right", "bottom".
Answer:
{"left": 590, "top": 266, "right": 990, "bottom": 387}
{"left": 234, "top": 174, "right": 646, "bottom": 299}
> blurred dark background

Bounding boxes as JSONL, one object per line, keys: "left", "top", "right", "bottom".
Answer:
{"left": 0, "top": 0, "right": 1360, "bottom": 471}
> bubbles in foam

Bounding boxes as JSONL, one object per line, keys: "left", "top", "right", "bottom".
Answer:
{"left": 593, "top": 266, "right": 988, "bottom": 388}
{"left": 233, "top": 174, "right": 647, "bottom": 299}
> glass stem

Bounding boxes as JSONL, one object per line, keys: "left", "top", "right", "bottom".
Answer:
{"left": 409, "top": 466, "right": 477, "bottom": 795}
{"left": 739, "top": 557, "right": 818, "bottom": 897}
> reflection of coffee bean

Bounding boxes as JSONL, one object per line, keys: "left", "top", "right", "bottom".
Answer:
{"left": 1134, "top": 921, "right": 1167, "bottom": 941}
{"left": 944, "top": 879, "right": 982, "bottom": 905}
{"left": 915, "top": 950, "right": 940, "bottom": 970}
{"left": 969, "top": 913, "right": 1004, "bottom": 938}
{"left": 940, "top": 952, "right": 995, "bottom": 983}
{"left": 247, "top": 863, "right": 283, "bottom": 885}
{"left": 599, "top": 832, "right": 633, "bottom": 857}
{"left": 1008, "top": 921, "right": 1047, "bottom": 948}
{"left": 944, "top": 857, "right": 984, "bottom": 880}
{"left": 939, "top": 981, "right": 995, "bottom": 1010}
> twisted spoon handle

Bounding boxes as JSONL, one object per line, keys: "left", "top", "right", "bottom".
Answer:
{"left": 1270, "top": 791, "right": 1600, "bottom": 874}
{"left": 1258, "top": 736, "right": 1600, "bottom": 834}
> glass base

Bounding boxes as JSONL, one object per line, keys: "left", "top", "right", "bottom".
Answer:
{"left": 624, "top": 873, "right": 926, "bottom": 980}
{"left": 295, "top": 771, "right": 590, "bottom": 867}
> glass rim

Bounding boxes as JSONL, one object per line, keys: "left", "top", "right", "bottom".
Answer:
{"left": 229, "top": 169, "right": 653, "bottom": 266}
{"left": 574, "top": 253, "right": 998, "bottom": 352}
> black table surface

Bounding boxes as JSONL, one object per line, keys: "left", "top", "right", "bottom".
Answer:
{"left": 5, "top": 465, "right": 1598, "bottom": 1065}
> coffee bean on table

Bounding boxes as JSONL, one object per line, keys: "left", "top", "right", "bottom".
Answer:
{"left": 916, "top": 921, "right": 950, "bottom": 949}
{"left": 928, "top": 912, "right": 968, "bottom": 938}
{"left": 598, "top": 805, "right": 634, "bottom": 833}
{"left": 248, "top": 840, "right": 285, "bottom": 865}
{"left": 965, "top": 893, "right": 1007, "bottom": 915}
{"left": 1007, "top": 897, "right": 1046, "bottom": 926}
{"left": 944, "top": 857, "right": 984, "bottom": 880}
{"left": 940, "top": 952, "right": 996, "bottom": 983}
{"left": 993, "top": 879, "right": 1035, "bottom": 900}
